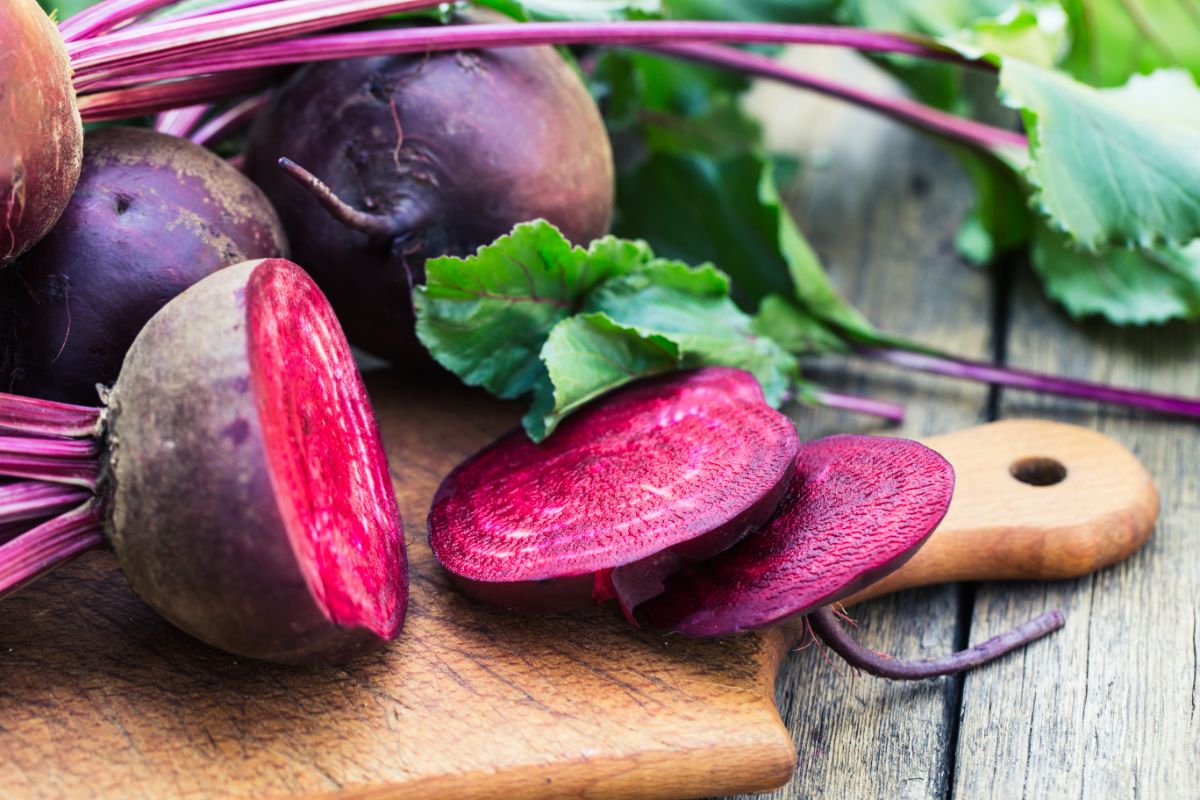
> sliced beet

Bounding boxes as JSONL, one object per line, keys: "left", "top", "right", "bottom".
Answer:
{"left": 644, "top": 434, "right": 955, "bottom": 636}
{"left": 428, "top": 367, "right": 799, "bottom": 616}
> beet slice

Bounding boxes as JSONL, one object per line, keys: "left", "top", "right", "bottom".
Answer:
{"left": 428, "top": 367, "right": 799, "bottom": 616}
{"left": 644, "top": 434, "right": 955, "bottom": 636}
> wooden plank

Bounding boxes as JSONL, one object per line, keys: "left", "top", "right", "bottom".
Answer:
{"left": 723, "top": 50, "right": 992, "bottom": 799}
{"left": 953, "top": 268, "right": 1200, "bottom": 797}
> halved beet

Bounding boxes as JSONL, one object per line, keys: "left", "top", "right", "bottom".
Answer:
{"left": 644, "top": 434, "right": 956, "bottom": 637}
{"left": 428, "top": 367, "right": 799, "bottom": 616}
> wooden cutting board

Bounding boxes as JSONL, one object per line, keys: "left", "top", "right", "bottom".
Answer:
{"left": 0, "top": 373, "right": 1157, "bottom": 800}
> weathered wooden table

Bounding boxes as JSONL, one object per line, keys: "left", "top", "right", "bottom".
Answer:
{"left": 717, "top": 51, "right": 1200, "bottom": 799}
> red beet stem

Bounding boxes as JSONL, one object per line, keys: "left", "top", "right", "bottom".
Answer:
{"left": 71, "top": 21, "right": 984, "bottom": 90}
{"left": 154, "top": 103, "right": 210, "bottom": 137}
{"left": 856, "top": 345, "right": 1200, "bottom": 421}
{"left": 644, "top": 42, "right": 1026, "bottom": 153}
{"left": 58, "top": 0, "right": 181, "bottom": 42}
{"left": 810, "top": 389, "right": 905, "bottom": 423}
{"left": 0, "top": 502, "right": 104, "bottom": 599}
{"left": 808, "top": 605, "right": 1066, "bottom": 679}
{"left": 0, "top": 482, "right": 94, "bottom": 528}
{"left": 190, "top": 93, "right": 268, "bottom": 146}
{"left": 0, "top": 394, "right": 100, "bottom": 438}
{"left": 77, "top": 70, "right": 281, "bottom": 122}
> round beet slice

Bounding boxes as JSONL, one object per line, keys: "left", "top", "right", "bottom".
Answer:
{"left": 644, "top": 435, "right": 956, "bottom": 636}
{"left": 428, "top": 367, "right": 799, "bottom": 616}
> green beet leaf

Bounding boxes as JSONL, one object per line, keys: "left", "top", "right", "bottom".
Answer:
{"left": 1000, "top": 63, "right": 1200, "bottom": 250}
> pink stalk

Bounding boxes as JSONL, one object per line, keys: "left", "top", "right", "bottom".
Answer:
{"left": 0, "top": 482, "right": 94, "bottom": 528}
{"left": 68, "top": 0, "right": 446, "bottom": 82}
{"left": 0, "top": 395, "right": 100, "bottom": 439}
{"left": 809, "top": 605, "right": 1065, "bottom": 679}
{"left": 59, "top": 0, "right": 182, "bottom": 42}
{"left": 73, "top": 21, "right": 983, "bottom": 90}
{"left": 147, "top": 0, "right": 281, "bottom": 24}
{"left": 647, "top": 42, "right": 1026, "bottom": 153}
{"left": 0, "top": 503, "right": 105, "bottom": 599}
{"left": 857, "top": 345, "right": 1200, "bottom": 421}
{"left": 190, "top": 93, "right": 270, "bottom": 146}
{"left": 811, "top": 390, "right": 905, "bottom": 423}
{"left": 77, "top": 70, "right": 280, "bottom": 122}
{"left": 155, "top": 103, "right": 210, "bottom": 136}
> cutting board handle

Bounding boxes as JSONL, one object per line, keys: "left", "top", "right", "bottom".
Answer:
{"left": 844, "top": 419, "right": 1159, "bottom": 605}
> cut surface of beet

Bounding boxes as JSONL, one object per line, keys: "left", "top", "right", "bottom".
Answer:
{"left": 644, "top": 434, "right": 955, "bottom": 636}
{"left": 428, "top": 367, "right": 799, "bottom": 613}
{"left": 247, "top": 260, "right": 406, "bottom": 638}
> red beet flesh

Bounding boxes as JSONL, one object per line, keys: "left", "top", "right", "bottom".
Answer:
{"left": 106, "top": 259, "right": 406, "bottom": 663}
{"left": 1, "top": 127, "right": 287, "bottom": 404}
{"left": 247, "top": 262, "right": 405, "bottom": 638}
{"left": 0, "top": 0, "right": 83, "bottom": 265}
{"left": 643, "top": 434, "right": 955, "bottom": 636}
{"left": 428, "top": 368, "right": 799, "bottom": 616}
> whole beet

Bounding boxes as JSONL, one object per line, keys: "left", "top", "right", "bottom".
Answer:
{"left": 0, "top": 0, "right": 83, "bottom": 266}
{"left": 1, "top": 127, "right": 287, "bottom": 404}
{"left": 243, "top": 22, "right": 614, "bottom": 364}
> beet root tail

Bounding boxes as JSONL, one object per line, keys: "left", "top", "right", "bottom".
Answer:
{"left": 277, "top": 157, "right": 400, "bottom": 239}
{"left": 808, "top": 605, "right": 1066, "bottom": 680}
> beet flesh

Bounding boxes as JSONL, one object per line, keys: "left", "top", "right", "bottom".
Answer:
{"left": 428, "top": 368, "right": 799, "bottom": 616}
{"left": 243, "top": 14, "right": 614, "bottom": 365}
{"left": 643, "top": 434, "right": 955, "bottom": 636}
{"left": 0, "top": 0, "right": 83, "bottom": 266}
{"left": 105, "top": 259, "right": 406, "bottom": 664}
{"left": 1, "top": 127, "right": 288, "bottom": 405}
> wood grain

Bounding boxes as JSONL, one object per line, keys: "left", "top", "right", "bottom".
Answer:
{"left": 0, "top": 372, "right": 1156, "bottom": 800}
{"left": 951, "top": 269, "right": 1200, "bottom": 799}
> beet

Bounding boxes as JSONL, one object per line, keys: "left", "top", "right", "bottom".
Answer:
{"left": 428, "top": 367, "right": 799, "bottom": 616}
{"left": 1, "top": 127, "right": 288, "bottom": 405}
{"left": 644, "top": 434, "right": 1064, "bottom": 679}
{"left": 645, "top": 435, "right": 956, "bottom": 636}
{"left": 0, "top": 259, "right": 406, "bottom": 664}
{"left": 243, "top": 13, "right": 614, "bottom": 365}
{"left": 0, "top": 0, "right": 83, "bottom": 266}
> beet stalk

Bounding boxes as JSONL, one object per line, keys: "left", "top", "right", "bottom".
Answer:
{"left": 0, "top": 259, "right": 407, "bottom": 664}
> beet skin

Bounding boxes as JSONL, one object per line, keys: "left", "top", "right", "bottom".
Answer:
{"left": 105, "top": 259, "right": 405, "bottom": 664}
{"left": 244, "top": 17, "right": 614, "bottom": 365}
{"left": 428, "top": 368, "right": 799, "bottom": 616}
{"left": 0, "top": 0, "right": 83, "bottom": 266}
{"left": 1, "top": 127, "right": 288, "bottom": 404}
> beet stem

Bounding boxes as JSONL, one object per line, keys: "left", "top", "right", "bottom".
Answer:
{"left": 644, "top": 42, "right": 1026, "bottom": 153}
{"left": 277, "top": 158, "right": 400, "bottom": 238}
{"left": 154, "top": 103, "right": 210, "bottom": 137}
{"left": 77, "top": 70, "right": 281, "bottom": 122}
{"left": 190, "top": 93, "right": 269, "bottom": 146}
{"left": 810, "top": 389, "right": 905, "bottom": 423}
{"left": 0, "top": 502, "right": 104, "bottom": 600}
{"left": 808, "top": 605, "right": 1066, "bottom": 680}
{"left": 857, "top": 345, "right": 1200, "bottom": 421}
{"left": 0, "top": 482, "right": 94, "bottom": 528}
{"left": 71, "top": 21, "right": 986, "bottom": 90}
{"left": 0, "top": 394, "right": 101, "bottom": 439}
{"left": 58, "top": 0, "right": 182, "bottom": 42}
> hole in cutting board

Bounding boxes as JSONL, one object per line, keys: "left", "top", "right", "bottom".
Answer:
{"left": 1009, "top": 457, "right": 1067, "bottom": 487}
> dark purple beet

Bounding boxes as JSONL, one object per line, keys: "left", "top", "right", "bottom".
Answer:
{"left": 644, "top": 434, "right": 956, "bottom": 636}
{"left": 242, "top": 14, "right": 614, "bottom": 365}
{"left": 1, "top": 127, "right": 287, "bottom": 404}
{"left": 428, "top": 368, "right": 799, "bottom": 617}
